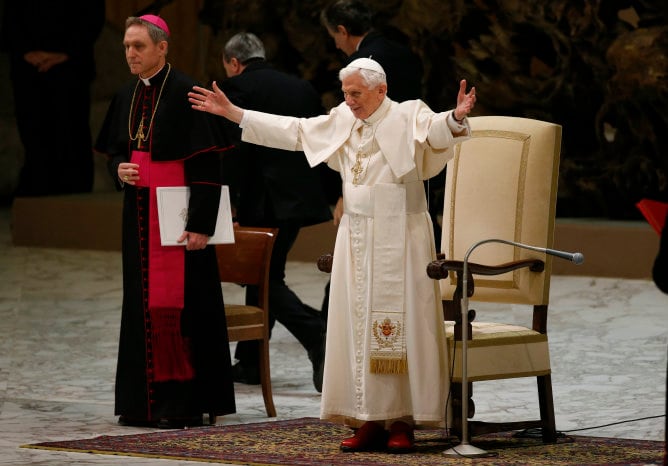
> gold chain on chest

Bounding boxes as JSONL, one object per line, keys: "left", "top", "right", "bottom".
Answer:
{"left": 128, "top": 63, "right": 171, "bottom": 148}
{"left": 350, "top": 123, "right": 379, "bottom": 185}
{"left": 349, "top": 101, "right": 392, "bottom": 185}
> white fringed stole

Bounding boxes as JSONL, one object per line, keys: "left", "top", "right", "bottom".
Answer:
{"left": 344, "top": 181, "right": 428, "bottom": 374}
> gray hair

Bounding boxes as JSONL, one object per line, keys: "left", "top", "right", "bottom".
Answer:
{"left": 339, "top": 66, "right": 386, "bottom": 89}
{"left": 125, "top": 16, "right": 169, "bottom": 44}
{"left": 223, "top": 32, "right": 266, "bottom": 63}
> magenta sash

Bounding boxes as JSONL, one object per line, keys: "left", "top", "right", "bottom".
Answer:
{"left": 131, "top": 150, "right": 194, "bottom": 382}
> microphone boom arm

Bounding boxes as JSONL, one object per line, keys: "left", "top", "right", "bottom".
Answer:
{"left": 443, "top": 238, "right": 583, "bottom": 458}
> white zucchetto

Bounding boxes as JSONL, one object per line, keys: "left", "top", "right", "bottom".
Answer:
{"left": 345, "top": 57, "right": 386, "bottom": 76}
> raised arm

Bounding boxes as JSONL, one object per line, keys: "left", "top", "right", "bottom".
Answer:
{"left": 453, "top": 79, "right": 476, "bottom": 122}
{"left": 188, "top": 81, "right": 244, "bottom": 124}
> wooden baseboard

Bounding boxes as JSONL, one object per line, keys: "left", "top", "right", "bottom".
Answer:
{"left": 11, "top": 193, "right": 123, "bottom": 251}
{"left": 10, "top": 194, "right": 660, "bottom": 279}
{"left": 551, "top": 219, "right": 658, "bottom": 278}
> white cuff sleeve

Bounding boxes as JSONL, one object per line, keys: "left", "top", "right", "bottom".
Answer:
{"left": 239, "top": 110, "right": 249, "bottom": 128}
{"left": 447, "top": 111, "right": 467, "bottom": 132}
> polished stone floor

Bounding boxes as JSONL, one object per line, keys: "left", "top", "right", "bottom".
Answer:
{"left": 0, "top": 206, "right": 666, "bottom": 465}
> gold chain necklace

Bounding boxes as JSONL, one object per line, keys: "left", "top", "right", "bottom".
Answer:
{"left": 128, "top": 63, "right": 171, "bottom": 148}
{"left": 350, "top": 122, "right": 378, "bottom": 185}
{"left": 349, "top": 101, "right": 391, "bottom": 185}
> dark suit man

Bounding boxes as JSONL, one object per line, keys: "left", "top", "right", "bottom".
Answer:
{"left": 1, "top": 0, "right": 105, "bottom": 197}
{"left": 218, "top": 32, "right": 331, "bottom": 392}
{"left": 321, "top": 0, "right": 423, "bottom": 103}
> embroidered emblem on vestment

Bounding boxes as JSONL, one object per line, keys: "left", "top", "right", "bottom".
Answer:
{"left": 370, "top": 310, "right": 407, "bottom": 374}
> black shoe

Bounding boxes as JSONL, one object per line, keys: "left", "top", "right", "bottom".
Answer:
{"left": 308, "top": 337, "right": 325, "bottom": 393}
{"left": 232, "top": 361, "right": 261, "bottom": 385}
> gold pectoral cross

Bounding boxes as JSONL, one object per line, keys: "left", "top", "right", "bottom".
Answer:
{"left": 136, "top": 118, "right": 146, "bottom": 148}
{"left": 351, "top": 151, "right": 365, "bottom": 185}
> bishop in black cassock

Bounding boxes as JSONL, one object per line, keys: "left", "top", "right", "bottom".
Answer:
{"left": 95, "top": 15, "right": 235, "bottom": 428}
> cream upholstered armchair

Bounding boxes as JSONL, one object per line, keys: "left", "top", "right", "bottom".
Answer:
{"left": 427, "top": 116, "right": 563, "bottom": 443}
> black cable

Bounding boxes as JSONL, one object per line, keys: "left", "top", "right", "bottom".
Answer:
{"left": 513, "top": 428, "right": 568, "bottom": 439}
{"left": 560, "top": 414, "right": 666, "bottom": 433}
{"left": 513, "top": 414, "right": 666, "bottom": 440}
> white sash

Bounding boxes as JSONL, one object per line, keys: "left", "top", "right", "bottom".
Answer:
{"left": 343, "top": 181, "right": 427, "bottom": 374}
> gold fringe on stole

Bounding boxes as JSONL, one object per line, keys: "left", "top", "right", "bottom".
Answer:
{"left": 370, "top": 356, "right": 407, "bottom": 374}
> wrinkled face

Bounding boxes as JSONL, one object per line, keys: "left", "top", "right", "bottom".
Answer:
{"left": 326, "top": 25, "right": 356, "bottom": 56}
{"left": 123, "top": 24, "right": 167, "bottom": 78}
{"left": 341, "top": 72, "right": 386, "bottom": 120}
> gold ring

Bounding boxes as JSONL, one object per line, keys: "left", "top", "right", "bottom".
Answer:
{"left": 123, "top": 175, "right": 129, "bottom": 181}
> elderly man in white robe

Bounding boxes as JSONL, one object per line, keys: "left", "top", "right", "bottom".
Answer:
{"left": 189, "top": 57, "right": 476, "bottom": 453}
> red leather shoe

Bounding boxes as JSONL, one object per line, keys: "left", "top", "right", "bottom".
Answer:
{"left": 340, "top": 421, "right": 388, "bottom": 452}
{"left": 387, "top": 421, "right": 415, "bottom": 453}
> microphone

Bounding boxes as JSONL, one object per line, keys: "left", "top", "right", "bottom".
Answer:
{"left": 465, "top": 238, "right": 584, "bottom": 265}
{"left": 478, "top": 238, "right": 584, "bottom": 265}
{"left": 543, "top": 247, "right": 585, "bottom": 265}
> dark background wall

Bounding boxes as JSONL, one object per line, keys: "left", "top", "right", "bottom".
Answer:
{"left": 1, "top": 0, "right": 666, "bottom": 220}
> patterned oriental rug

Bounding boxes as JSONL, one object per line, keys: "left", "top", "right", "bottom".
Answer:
{"left": 22, "top": 417, "right": 666, "bottom": 466}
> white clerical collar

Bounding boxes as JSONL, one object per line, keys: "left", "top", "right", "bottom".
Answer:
{"left": 139, "top": 65, "right": 165, "bottom": 86}
{"left": 362, "top": 97, "right": 391, "bottom": 126}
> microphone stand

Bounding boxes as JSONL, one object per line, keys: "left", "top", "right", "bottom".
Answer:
{"left": 443, "top": 238, "right": 583, "bottom": 458}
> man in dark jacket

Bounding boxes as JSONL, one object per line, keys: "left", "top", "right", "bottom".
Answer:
{"left": 1, "top": 0, "right": 105, "bottom": 197}
{"left": 320, "top": 0, "right": 423, "bottom": 103}
{"left": 218, "top": 32, "right": 331, "bottom": 392}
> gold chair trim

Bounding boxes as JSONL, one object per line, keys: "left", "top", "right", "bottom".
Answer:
{"left": 448, "top": 129, "right": 531, "bottom": 291}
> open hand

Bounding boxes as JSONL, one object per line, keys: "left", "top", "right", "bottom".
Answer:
{"left": 453, "top": 79, "right": 476, "bottom": 121}
{"left": 188, "top": 81, "right": 244, "bottom": 124}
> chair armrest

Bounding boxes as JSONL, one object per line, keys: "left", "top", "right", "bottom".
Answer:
{"left": 317, "top": 253, "right": 333, "bottom": 273}
{"left": 427, "top": 258, "right": 545, "bottom": 279}
{"left": 427, "top": 258, "right": 545, "bottom": 297}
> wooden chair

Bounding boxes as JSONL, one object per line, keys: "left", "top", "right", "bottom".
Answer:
{"left": 215, "top": 226, "right": 278, "bottom": 417}
{"left": 427, "top": 116, "right": 563, "bottom": 443}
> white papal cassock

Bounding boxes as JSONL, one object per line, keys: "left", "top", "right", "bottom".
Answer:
{"left": 240, "top": 97, "right": 470, "bottom": 428}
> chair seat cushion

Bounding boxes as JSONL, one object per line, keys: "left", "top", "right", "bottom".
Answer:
{"left": 444, "top": 321, "right": 551, "bottom": 381}
{"left": 224, "top": 304, "right": 264, "bottom": 327}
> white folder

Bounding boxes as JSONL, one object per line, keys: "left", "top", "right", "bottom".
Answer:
{"left": 156, "top": 186, "right": 235, "bottom": 246}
